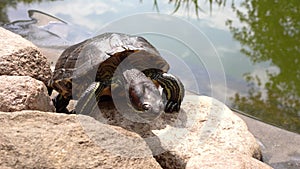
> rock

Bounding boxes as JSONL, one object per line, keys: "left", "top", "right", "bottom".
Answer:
{"left": 0, "top": 76, "right": 55, "bottom": 112}
{"left": 186, "top": 152, "right": 273, "bottom": 169}
{"left": 78, "top": 94, "right": 272, "bottom": 169}
{"left": 151, "top": 95, "right": 267, "bottom": 169}
{"left": 0, "top": 27, "right": 52, "bottom": 86}
{"left": 0, "top": 111, "right": 162, "bottom": 169}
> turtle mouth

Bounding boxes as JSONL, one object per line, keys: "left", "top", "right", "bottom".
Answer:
{"left": 135, "top": 101, "right": 164, "bottom": 121}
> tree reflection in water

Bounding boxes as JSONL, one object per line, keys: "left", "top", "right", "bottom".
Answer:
{"left": 226, "top": 0, "right": 300, "bottom": 133}
{"left": 143, "top": 0, "right": 226, "bottom": 16}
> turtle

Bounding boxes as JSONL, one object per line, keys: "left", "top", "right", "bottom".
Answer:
{"left": 48, "top": 32, "right": 185, "bottom": 120}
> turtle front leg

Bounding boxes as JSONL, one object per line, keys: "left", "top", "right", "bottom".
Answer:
{"left": 50, "top": 86, "right": 71, "bottom": 113}
{"left": 53, "top": 94, "right": 71, "bottom": 113}
{"left": 145, "top": 70, "right": 185, "bottom": 113}
{"left": 75, "top": 82, "right": 107, "bottom": 115}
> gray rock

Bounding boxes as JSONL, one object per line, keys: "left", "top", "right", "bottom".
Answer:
{"left": 0, "top": 76, "right": 54, "bottom": 112}
{"left": 0, "top": 27, "right": 52, "bottom": 86}
{"left": 0, "top": 111, "right": 162, "bottom": 169}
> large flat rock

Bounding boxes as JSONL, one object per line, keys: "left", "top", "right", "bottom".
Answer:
{"left": 0, "top": 111, "right": 161, "bottom": 169}
{"left": 151, "top": 95, "right": 271, "bottom": 168}
{"left": 79, "top": 94, "right": 273, "bottom": 169}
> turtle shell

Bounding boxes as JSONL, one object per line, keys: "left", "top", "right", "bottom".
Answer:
{"left": 49, "top": 32, "right": 170, "bottom": 99}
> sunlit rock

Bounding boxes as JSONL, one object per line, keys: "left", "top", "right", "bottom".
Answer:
{"left": 0, "top": 27, "right": 52, "bottom": 86}
{"left": 152, "top": 95, "right": 266, "bottom": 168}
{"left": 76, "top": 94, "right": 271, "bottom": 169}
{"left": 0, "top": 92, "right": 274, "bottom": 168}
{"left": 186, "top": 152, "right": 272, "bottom": 169}
{"left": 0, "top": 111, "right": 162, "bottom": 169}
{"left": 0, "top": 76, "right": 54, "bottom": 112}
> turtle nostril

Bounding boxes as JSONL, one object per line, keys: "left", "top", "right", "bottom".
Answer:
{"left": 142, "top": 103, "right": 151, "bottom": 111}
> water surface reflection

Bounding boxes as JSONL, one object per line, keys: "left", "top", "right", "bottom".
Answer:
{"left": 227, "top": 0, "right": 300, "bottom": 132}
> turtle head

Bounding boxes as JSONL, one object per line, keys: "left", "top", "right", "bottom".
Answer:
{"left": 128, "top": 80, "right": 164, "bottom": 120}
{"left": 124, "top": 69, "right": 164, "bottom": 120}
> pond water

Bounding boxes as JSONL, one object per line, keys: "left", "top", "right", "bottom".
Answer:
{"left": 1, "top": 0, "right": 299, "bottom": 133}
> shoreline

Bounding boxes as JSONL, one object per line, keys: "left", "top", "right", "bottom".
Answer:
{"left": 235, "top": 112, "right": 300, "bottom": 169}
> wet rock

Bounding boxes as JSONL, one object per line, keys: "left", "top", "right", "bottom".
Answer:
{"left": 0, "top": 27, "right": 52, "bottom": 86}
{"left": 0, "top": 76, "right": 54, "bottom": 112}
{"left": 0, "top": 111, "right": 162, "bottom": 169}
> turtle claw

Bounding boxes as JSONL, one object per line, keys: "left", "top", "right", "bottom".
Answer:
{"left": 165, "top": 100, "right": 180, "bottom": 113}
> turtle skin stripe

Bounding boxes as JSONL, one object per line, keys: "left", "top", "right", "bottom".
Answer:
{"left": 75, "top": 81, "right": 107, "bottom": 115}
{"left": 157, "top": 73, "right": 185, "bottom": 112}
{"left": 144, "top": 69, "right": 184, "bottom": 113}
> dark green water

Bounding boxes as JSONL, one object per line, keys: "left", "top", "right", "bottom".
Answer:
{"left": 1, "top": 0, "right": 299, "bottom": 133}
{"left": 227, "top": 0, "right": 300, "bottom": 133}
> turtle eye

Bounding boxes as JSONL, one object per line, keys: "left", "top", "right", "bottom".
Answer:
{"left": 142, "top": 103, "right": 151, "bottom": 111}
